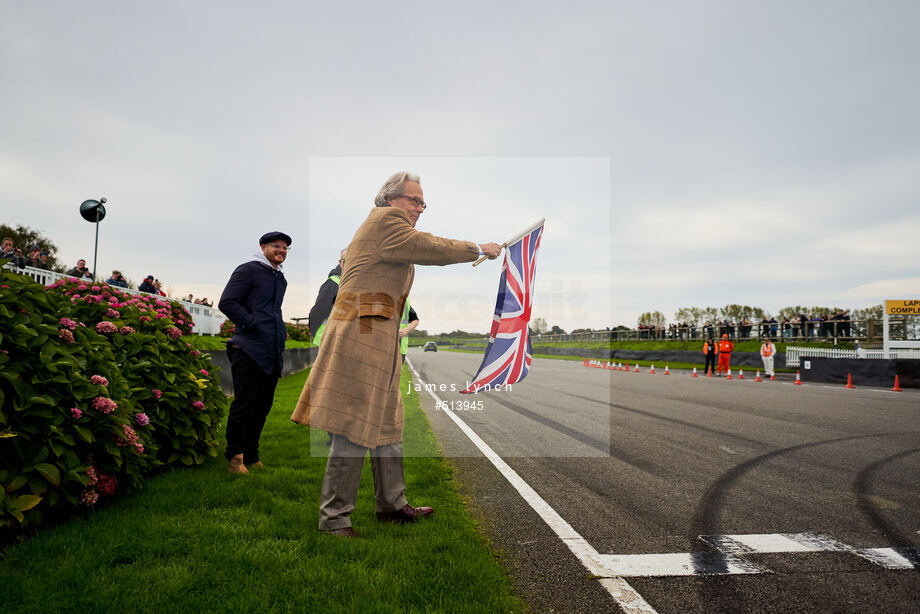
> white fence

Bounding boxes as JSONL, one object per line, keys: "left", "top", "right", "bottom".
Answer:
{"left": 785, "top": 345, "right": 920, "bottom": 367}
{"left": 3, "top": 263, "right": 225, "bottom": 335}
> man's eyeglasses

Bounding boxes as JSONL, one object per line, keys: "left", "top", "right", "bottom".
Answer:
{"left": 399, "top": 195, "right": 427, "bottom": 210}
{"left": 268, "top": 243, "right": 290, "bottom": 252}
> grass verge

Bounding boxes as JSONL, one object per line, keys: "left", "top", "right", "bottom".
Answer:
{"left": 182, "top": 336, "right": 313, "bottom": 351}
{"left": 0, "top": 368, "right": 524, "bottom": 614}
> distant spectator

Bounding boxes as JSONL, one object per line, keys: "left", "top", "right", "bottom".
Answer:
{"left": 25, "top": 245, "right": 44, "bottom": 269}
{"left": 66, "top": 259, "right": 93, "bottom": 279}
{"left": 38, "top": 251, "right": 51, "bottom": 270}
{"left": 138, "top": 275, "right": 157, "bottom": 293}
{"left": 186, "top": 293, "right": 194, "bottom": 302}
{"left": 194, "top": 298, "right": 202, "bottom": 304}
{"left": 201, "top": 298, "right": 212, "bottom": 307}
{"left": 2, "top": 237, "right": 25, "bottom": 268}
{"left": 153, "top": 279, "right": 166, "bottom": 296}
{"left": 106, "top": 270, "right": 128, "bottom": 288}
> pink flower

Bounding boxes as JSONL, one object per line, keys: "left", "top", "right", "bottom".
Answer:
{"left": 105, "top": 308, "right": 120, "bottom": 318}
{"left": 96, "top": 321, "right": 118, "bottom": 334}
{"left": 119, "top": 326, "right": 135, "bottom": 335}
{"left": 59, "top": 329, "right": 75, "bottom": 344}
{"left": 91, "top": 285, "right": 101, "bottom": 293}
{"left": 92, "top": 396, "right": 117, "bottom": 414}
{"left": 139, "top": 315, "right": 152, "bottom": 323}
{"left": 135, "top": 444, "right": 145, "bottom": 454}
{"left": 90, "top": 374, "right": 109, "bottom": 386}
{"left": 77, "top": 284, "right": 88, "bottom": 290}
{"left": 59, "top": 317, "right": 77, "bottom": 330}
{"left": 70, "top": 407, "right": 83, "bottom": 419}
{"left": 79, "top": 489, "right": 99, "bottom": 506}
{"left": 97, "top": 474, "right": 116, "bottom": 496}
{"left": 155, "top": 313, "right": 167, "bottom": 319}
{"left": 152, "top": 388, "right": 162, "bottom": 399}
{"left": 72, "top": 294, "right": 81, "bottom": 299}
{"left": 86, "top": 465, "right": 99, "bottom": 486}
{"left": 0, "top": 284, "right": 8, "bottom": 289}
{"left": 135, "top": 413, "right": 150, "bottom": 427}
{"left": 192, "top": 401, "right": 205, "bottom": 411}
{"left": 165, "top": 326, "right": 182, "bottom": 339}
{"left": 199, "top": 369, "right": 209, "bottom": 376}
{"left": 191, "top": 350, "right": 201, "bottom": 356}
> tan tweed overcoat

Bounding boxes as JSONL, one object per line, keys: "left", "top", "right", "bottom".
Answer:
{"left": 290, "top": 206, "right": 479, "bottom": 448}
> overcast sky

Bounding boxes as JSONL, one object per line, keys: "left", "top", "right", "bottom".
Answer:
{"left": 2, "top": 1, "right": 918, "bottom": 333}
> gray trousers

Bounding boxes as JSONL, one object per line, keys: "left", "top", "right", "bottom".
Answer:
{"left": 318, "top": 434, "right": 409, "bottom": 530}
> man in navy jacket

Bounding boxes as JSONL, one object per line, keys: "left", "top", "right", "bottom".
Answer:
{"left": 218, "top": 231, "right": 290, "bottom": 473}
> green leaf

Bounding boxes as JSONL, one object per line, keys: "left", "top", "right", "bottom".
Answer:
{"left": 5, "top": 475, "right": 28, "bottom": 492}
{"left": 34, "top": 463, "right": 61, "bottom": 487}
{"left": 73, "top": 425, "right": 93, "bottom": 443}
{"left": 9, "top": 494, "right": 43, "bottom": 512}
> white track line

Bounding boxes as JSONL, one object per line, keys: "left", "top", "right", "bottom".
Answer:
{"left": 406, "top": 360, "right": 657, "bottom": 614}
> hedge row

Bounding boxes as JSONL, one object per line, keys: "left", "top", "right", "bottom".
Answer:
{"left": 0, "top": 271, "right": 228, "bottom": 531}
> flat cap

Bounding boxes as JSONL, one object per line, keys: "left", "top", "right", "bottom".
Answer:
{"left": 259, "top": 231, "right": 292, "bottom": 246}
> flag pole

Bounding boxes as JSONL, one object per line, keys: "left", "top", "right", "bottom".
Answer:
{"left": 472, "top": 217, "right": 544, "bottom": 267}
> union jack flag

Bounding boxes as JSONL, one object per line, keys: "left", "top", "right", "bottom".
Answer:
{"left": 461, "top": 222, "right": 544, "bottom": 394}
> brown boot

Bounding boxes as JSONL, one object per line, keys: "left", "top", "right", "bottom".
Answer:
{"left": 228, "top": 454, "right": 248, "bottom": 474}
{"left": 249, "top": 461, "right": 264, "bottom": 468}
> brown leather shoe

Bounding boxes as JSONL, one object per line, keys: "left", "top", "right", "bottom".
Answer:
{"left": 228, "top": 454, "right": 248, "bottom": 474}
{"left": 324, "top": 526, "right": 360, "bottom": 538}
{"left": 376, "top": 504, "right": 434, "bottom": 524}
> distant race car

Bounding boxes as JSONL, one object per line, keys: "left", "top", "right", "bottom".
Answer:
{"left": 423, "top": 341, "right": 438, "bottom": 352}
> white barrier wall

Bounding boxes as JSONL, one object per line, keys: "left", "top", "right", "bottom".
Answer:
{"left": 3, "top": 263, "right": 225, "bottom": 336}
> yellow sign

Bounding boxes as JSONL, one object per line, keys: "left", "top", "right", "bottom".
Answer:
{"left": 885, "top": 299, "right": 920, "bottom": 315}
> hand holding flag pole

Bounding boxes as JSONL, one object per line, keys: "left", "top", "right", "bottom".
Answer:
{"left": 473, "top": 217, "right": 545, "bottom": 266}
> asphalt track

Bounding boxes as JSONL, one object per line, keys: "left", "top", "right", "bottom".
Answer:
{"left": 407, "top": 349, "right": 920, "bottom": 614}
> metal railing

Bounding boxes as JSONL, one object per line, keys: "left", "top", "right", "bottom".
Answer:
{"left": 531, "top": 320, "right": 890, "bottom": 344}
{"left": 784, "top": 345, "right": 920, "bottom": 367}
{"left": 3, "top": 263, "right": 225, "bottom": 335}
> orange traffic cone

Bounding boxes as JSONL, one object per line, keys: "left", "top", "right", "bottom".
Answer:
{"left": 794, "top": 371, "right": 803, "bottom": 385}
{"left": 726, "top": 368, "right": 733, "bottom": 380}
{"left": 634, "top": 363, "right": 640, "bottom": 373}
{"left": 692, "top": 367, "right": 698, "bottom": 377}
{"left": 754, "top": 369, "right": 762, "bottom": 382}
{"left": 649, "top": 364, "right": 655, "bottom": 374}
{"left": 770, "top": 374, "right": 775, "bottom": 380}
{"left": 738, "top": 369, "right": 745, "bottom": 380}
{"left": 664, "top": 365, "right": 670, "bottom": 375}
{"left": 892, "top": 375, "right": 902, "bottom": 392}
{"left": 845, "top": 373, "right": 855, "bottom": 389}
{"left": 707, "top": 367, "right": 713, "bottom": 378}
{"left": 583, "top": 358, "right": 588, "bottom": 367}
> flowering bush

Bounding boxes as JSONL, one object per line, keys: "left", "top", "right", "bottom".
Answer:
{"left": 285, "top": 321, "right": 311, "bottom": 342}
{"left": 0, "top": 272, "right": 227, "bottom": 531}
{"left": 219, "top": 318, "right": 235, "bottom": 338}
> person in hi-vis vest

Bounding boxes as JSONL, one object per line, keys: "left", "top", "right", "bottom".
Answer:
{"left": 399, "top": 300, "right": 419, "bottom": 363}
{"left": 309, "top": 249, "right": 346, "bottom": 348}
{"left": 760, "top": 338, "right": 777, "bottom": 378}
{"left": 308, "top": 249, "right": 345, "bottom": 446}
{"left": 703, "top": 337, "right": 717, "bottom": 375}
{"left": 717, "top": 333, "right": 734, "bottom": 376}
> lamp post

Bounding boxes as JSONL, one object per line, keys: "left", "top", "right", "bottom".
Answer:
{"left": 79, "top": 198, "right": 107, "bottom": 281}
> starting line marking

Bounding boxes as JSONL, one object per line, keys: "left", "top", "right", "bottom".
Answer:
{"left": 596, "top": 533, "right": 920, "bottom": 577}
